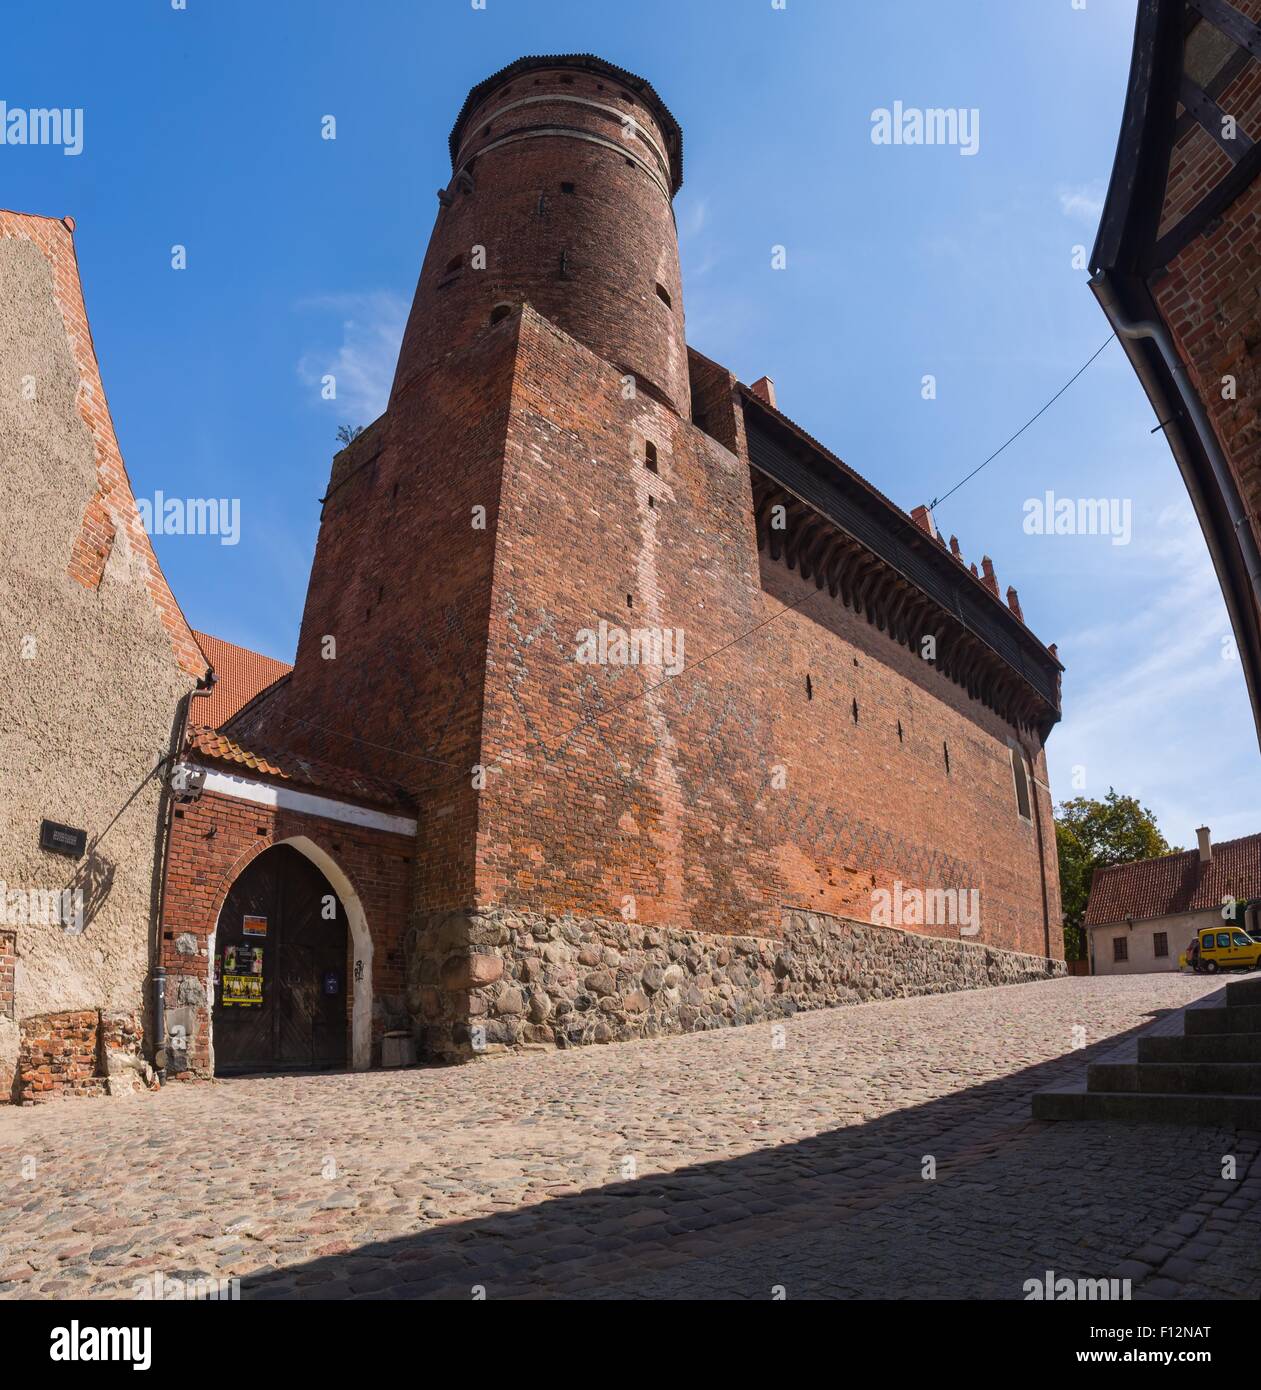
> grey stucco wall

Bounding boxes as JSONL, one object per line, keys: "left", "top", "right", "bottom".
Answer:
{"left": 0, "top": 232, "right": 196, "bottom": 1096}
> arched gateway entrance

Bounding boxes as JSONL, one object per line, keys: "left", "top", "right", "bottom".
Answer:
{"left": 212, "top": 843, "right": 350, "bottom": 1074}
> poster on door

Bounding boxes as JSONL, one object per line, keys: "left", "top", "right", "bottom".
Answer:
{"left": 221, "top": 943, "right": 264, "bottom": 1007}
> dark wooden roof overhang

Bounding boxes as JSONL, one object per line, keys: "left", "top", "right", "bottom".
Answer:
{"left": 742, "top": 396, "right": 1063, "bottom": 740}
{"left": 1093, "top": 0, "right": 1261, "bottom": 275}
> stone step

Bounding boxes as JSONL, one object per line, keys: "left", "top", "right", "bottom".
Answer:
{"left": 1139, "top": 1032, "right": 1261, "bottom": 1063}
{"left": 1225, "top": 975, "right": 1261, "bottom": 1008}
{"left": 1033, "top": 1085, "right": 1261, "bottom": 1126}
{"left": 1184, "top": 1004, "right": 1261, "bottom": 1035}
{"left": 1110, "top": 1062, "right": 1261, "bottom": 1095}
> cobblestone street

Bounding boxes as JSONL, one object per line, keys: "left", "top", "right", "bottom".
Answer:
{"left": 2, "top": 972, "right": 1258, "bottom": 1301}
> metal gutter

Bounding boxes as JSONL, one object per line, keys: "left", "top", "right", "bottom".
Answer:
{"left": 1091, "top": 269, "right": 1261, "bottom": 751}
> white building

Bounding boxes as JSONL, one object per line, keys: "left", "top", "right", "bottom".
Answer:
{"left": 1085, "top": 828, "right": 1261, "bottom": 976}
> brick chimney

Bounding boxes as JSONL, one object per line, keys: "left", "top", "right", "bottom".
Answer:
{"left": 749, "top": 375, "right": 777, "bottom": 409}
{"left": 910, "top": 504, "right": 937, "bottom": 539}
{"left": 1197, "top": 826, "right": 1212, "bottom": 864}
{"left": 1006, "top": 586, "right": 1024, "bottom": 622}
{"left": 980, "top": 555, "right": 999, "bottom": 598}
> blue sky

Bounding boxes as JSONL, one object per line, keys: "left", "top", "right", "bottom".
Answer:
{"left": 6, "top": 0, "right": 1255, "bottom": 847}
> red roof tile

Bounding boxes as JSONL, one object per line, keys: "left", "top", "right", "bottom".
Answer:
{"left": 186, "top": 726, "right": 414, "bottom": 814}
{"left": 1084, "top": 833, "right": 1261, "bottom": 926}
{"left": 191, "top": 630, "right": 292, "bottom": 730}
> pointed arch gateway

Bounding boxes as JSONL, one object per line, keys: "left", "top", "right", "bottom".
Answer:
{"left": 209, "top": 836, "right": 374, "bottom": 1075}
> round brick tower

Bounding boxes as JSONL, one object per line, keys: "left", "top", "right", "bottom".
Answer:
{"left": 390, "top": 54, "right": 690, "bottom": 416}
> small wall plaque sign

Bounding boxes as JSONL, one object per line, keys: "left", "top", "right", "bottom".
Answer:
{"left": 39, "top": 819, "right": 87, "bottom": 859}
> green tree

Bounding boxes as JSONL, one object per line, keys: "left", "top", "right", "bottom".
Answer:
{"left": 1055, "top": 789, "right": 1181, "bottom": 960}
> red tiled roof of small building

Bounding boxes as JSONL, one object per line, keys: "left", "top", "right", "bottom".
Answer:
{"left": 186, "top": 726, "right": 414, "bottom": 813}
{"left": 1083, "top": 832, "right": 1261, "bottom": 926}
{"left": 191, "top": 630, "right": 292, "bottom": 730}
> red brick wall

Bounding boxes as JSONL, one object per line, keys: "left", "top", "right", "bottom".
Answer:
{"left": 232, "top": 322, "right": 521, "bottom": 917}
{"left": 0, "top": 932, "right": 15, "bottom": 1022}
{"left": 17, "top": 1011, "right": 106, "bottom": 1104}
{"left": 472, "top": 308, "right": 1058, "bottom": 954}
{"left": 758, "top": 557, "right": 1059, "bottom": 956}
{"left": 1152, "top": 30, "right": 1261, "bottom": 571}
{"left": 477, "top": 307, "right": 782, "bottom": 934}
{"left": 160, "top": 789, "right": 413, "bottom": 1075}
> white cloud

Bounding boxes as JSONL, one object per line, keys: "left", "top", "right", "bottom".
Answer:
{"left": 1057, "top": 183, "right": 1105, "bottom": 225}
{"left": 296, "top": 291, "right": 408, "bottom": 425}
{"left": 1049, "top": 502, "right": 1256, "bottom": 846}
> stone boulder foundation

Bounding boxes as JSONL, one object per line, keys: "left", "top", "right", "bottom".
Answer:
{"left": 407, "top": 907, "right": 1065, "bottom": 1061}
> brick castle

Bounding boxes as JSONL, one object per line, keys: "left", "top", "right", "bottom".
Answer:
{"left": 151, "top": 54, "right": 1066, "bottom": 1075}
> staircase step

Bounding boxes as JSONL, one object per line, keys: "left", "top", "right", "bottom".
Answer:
{"left": 1084, "top": 1060, "right": 1261, "bottom": 1094}
{"left": 1225, "top": 975, "right": 1261, "bottom": 1008}
{"left": 1033, "top": 1085, "right": 1261, "bottom": 1126}
{"left": 1139, "top": 1032, "right": 1261, "bottom": 1063}
{"left": 1134, "top": 1062, "right": 1261, "bottom": 1095}
{"left": 1184, "top": 1005, "right": 1261, "bottom": 1035}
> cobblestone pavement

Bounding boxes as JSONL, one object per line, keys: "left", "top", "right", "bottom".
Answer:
{"left": 2, "top": 972, "right": 1258, "bottom": 1301}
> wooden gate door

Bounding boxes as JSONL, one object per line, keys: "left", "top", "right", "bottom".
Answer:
{"left": 212, "top": 845, "right": 349, "bottom": 1074}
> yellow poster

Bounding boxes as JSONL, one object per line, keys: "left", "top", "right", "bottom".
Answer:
{"left": 222, "top": 973, "right": 263, "bottom": 1007}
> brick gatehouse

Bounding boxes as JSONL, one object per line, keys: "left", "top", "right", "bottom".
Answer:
{"left": 159, "top": 53, "right": 1066, "bottom": 1079}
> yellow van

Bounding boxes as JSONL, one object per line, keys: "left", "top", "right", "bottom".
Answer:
{"left": 1180, "top": 926, "right": 1261, "bottom": 973}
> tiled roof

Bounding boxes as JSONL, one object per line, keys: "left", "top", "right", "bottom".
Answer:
{"left": 186, "top": 726, "right": 414, "bottom": 813}
{"left": 1084, "top": 833, "right": 1261, "bottom": 926}
{"left": 191, "top": 630, "right": 292, "bottom": 729}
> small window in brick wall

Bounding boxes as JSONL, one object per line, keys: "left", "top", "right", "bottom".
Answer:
{"left": 645, "top": 441, "right": 658, "bottom": 472}
{"left": 561, "top": 181, "right": 576, "bottom": 195}
{"left": 445, "top": 254, "right": 463, "bottom": 273}
{"left": 943, "top": 741, "right": 951, "bottom": 776}
{"left": 1010, "top": 746, "right": 1032, "bottom": 821}
{"left": 655, "top": 283, "right": 672, "bottom": 308}
{"left": 1154, "top": 932, "right": 1169, "bottom": 959}
{"left": 1113, "top": 936, "right": 1128, "bottom": 963}
{"left": 805, "top": 673, "right": 813, "bottom": 701}
{"left": 489, "top": 304, "right": 513, "bottom": 325}
{"left": 852, "top": 698, "right": 859, "bottom": 724}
